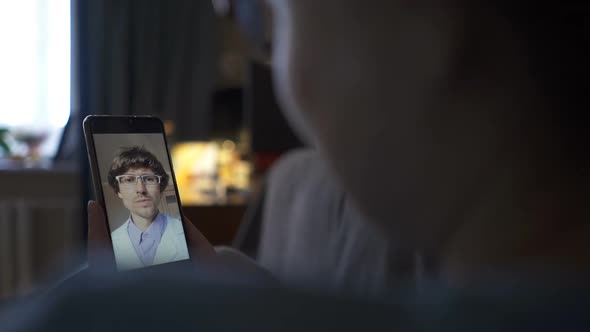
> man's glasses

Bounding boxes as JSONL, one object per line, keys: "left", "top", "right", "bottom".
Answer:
{"left": 115, "top": 174, "right": 161, "bottom": 187}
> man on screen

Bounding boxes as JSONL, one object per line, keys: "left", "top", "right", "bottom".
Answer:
{"left": 107, "top": 146, "right": 189, "bottom": 270}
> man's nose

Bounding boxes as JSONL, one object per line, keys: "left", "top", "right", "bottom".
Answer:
{"left": 134, "top": 178, "right": 147, "bottom": 192}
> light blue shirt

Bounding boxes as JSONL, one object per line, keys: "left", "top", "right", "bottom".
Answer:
{"left": 127, "top": 213, "right": 168, "bottom": 266}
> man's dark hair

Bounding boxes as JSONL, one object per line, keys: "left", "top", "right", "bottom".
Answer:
{"left": 107, "top": 146, "right": 170, "bottom": 193}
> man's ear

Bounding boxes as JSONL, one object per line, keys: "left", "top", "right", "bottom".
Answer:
{"left": 117, "top": 191, "right": 123, "bottom": 199}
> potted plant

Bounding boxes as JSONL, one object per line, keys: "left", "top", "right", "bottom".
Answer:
{"left": 0, "top": 128, "right": 11, "bottom": 157}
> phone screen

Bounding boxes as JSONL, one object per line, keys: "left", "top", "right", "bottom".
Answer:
{"left": 92, "top": 132, "right": 190, "bottom": 271}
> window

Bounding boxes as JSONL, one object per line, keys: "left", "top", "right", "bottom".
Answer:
{"left": 0, "top": 0, "right": 71, "bottom": 157}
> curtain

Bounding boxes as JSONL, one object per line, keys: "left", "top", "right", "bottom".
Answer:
{"left": 77, "top": 0, "right": 218, "bottom": 141}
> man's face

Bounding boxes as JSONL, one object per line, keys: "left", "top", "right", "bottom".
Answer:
{"left": 117, "top": 167, "right": 162, "bottom": 221}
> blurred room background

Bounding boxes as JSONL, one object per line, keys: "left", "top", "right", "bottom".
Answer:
{"left": 0, "top": 0, "right": 303, "bottom": 300}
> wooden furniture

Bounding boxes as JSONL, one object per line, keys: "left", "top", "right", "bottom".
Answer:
{"left": 0, "top": 165, "right": 82, "bottom": 299}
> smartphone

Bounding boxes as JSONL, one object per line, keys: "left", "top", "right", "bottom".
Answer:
{"left": 83, "top": 115, "right": 191, "bottom": 271}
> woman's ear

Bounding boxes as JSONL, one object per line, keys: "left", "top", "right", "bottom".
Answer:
{"left": 212, "top": 0, "right": 233, "bottom": 17}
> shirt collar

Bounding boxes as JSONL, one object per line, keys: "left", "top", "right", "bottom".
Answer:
{"left": 127, "top": 212, "right": 166, "bottom": 239}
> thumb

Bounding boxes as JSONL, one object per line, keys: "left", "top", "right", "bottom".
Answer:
{"left": 182, "top": 215, "right": 217, "bottom": 263}
{"left": 87, "top": 200, "right": 115, "bottom": 269}
{"left": 88, "top": 200, "right": 109, "bottom": 246}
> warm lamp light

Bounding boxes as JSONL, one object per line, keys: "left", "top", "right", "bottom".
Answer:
{"left": 171, "top": 140, "right": 251, "bottom": 205}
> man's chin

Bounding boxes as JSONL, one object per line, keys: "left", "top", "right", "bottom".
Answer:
{"left": 135, "top": 209, "right": 158, "bottom": 220}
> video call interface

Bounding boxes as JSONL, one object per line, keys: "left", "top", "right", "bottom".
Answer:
{"left": 93, "top": 133, "right": 190, "bottom": 271}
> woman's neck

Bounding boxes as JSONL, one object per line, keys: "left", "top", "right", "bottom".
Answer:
{"left": 437, "top": 149, "right": 590, "bottom": 286}
{"left": 423, "top": 17, "right": 590, "bottom": 284}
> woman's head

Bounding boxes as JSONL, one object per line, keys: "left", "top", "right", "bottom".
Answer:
{"left": 265, "top": 0, "right": 590, "bottom": 249}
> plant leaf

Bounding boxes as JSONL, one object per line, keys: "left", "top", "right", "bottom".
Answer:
{"left": 0, "top": 139, "right": 10, "bottom": 155}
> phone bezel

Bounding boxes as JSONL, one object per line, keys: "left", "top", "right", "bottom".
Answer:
{"left": 83, "top": 115, "right": 193, "bottom": 271}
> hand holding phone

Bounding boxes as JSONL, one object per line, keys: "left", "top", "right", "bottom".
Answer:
{"left": 84, "top": 115, "right": 215, "bottom": 271}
